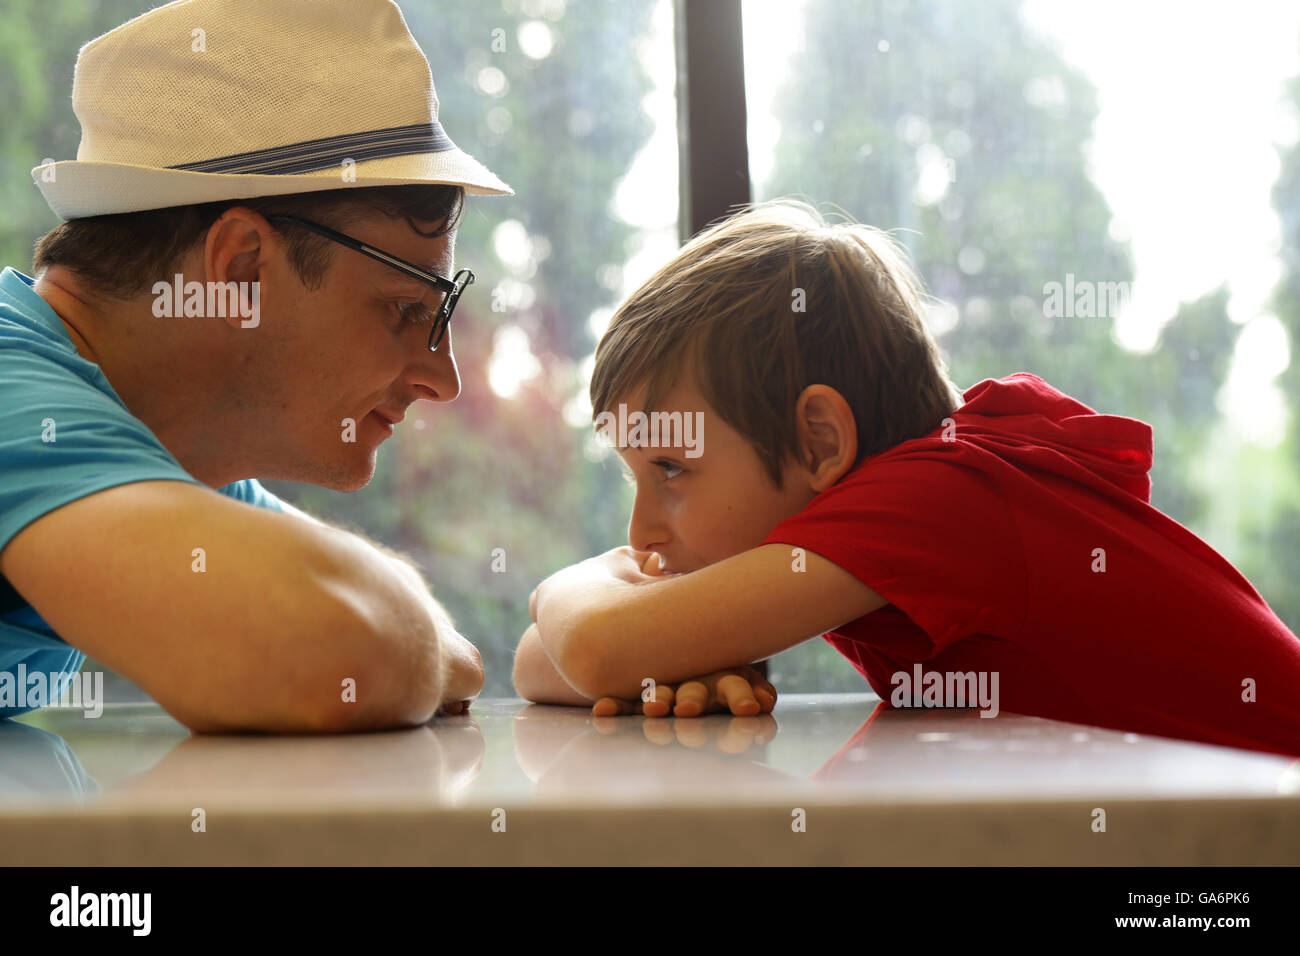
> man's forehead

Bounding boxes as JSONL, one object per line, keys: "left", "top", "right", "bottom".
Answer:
{"left": 375, "top": 239, "right": 455, "bottom": 280}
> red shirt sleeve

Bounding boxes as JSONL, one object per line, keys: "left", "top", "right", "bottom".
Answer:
{"left": 762, "top": 440, "right": 1027, "bottom": 653}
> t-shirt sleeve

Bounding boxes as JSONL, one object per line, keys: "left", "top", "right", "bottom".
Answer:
{"left": 217, "top": 478, "right": 286, "bottom": 513}
{"left": 761, "top": 448, "right": 1028, "bottom": 651}
{"left": 0, "top": 341, "right": 204, "bottom": 556}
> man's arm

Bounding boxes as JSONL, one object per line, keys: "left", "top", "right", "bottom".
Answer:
{"left": 0, "top": 480, "right": 482, "bottom": 733}
{"left": 272, "top": 492, "right": 484, "bottom": 714}
{"left": 531, "top": 544, "right": 885, "bottom": 701}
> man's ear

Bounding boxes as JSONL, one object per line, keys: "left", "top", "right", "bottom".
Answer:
{"left": 794, "top": 385, "right": 858, "bottom": 493}
{"left": 203, "top": 207, "right": 272, "bottom": 332}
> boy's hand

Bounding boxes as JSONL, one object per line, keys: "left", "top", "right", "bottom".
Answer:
{"left": 529, "top": 546, "right": 667, "bottom": 623}
{"left": 591, "top": 665, "right": 777, "bottom": 718}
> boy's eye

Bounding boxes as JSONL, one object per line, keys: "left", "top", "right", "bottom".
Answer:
{"left": 653, "top": 460, "right": 683, "bottom": 480}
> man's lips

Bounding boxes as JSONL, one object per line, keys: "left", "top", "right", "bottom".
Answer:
{"left": 367, "top": 408, "right": 404, "bottom": 436}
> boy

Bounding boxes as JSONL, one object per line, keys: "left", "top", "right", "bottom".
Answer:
{"left": 516, "top": 200, "right": 1300, "bottom": 757}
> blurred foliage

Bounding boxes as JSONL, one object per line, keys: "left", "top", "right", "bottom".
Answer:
{"left": 260, "top": 0, "right": 657, "bottom": 694}
{"left": 3, "top": 0, "right": 1294, "bottom": 704}
{"left": 757, "top": 0, "right": 1290, "bottom": 691}
{"left": 0, "top": 0, "right": 653, "bottom": 700}
{"left": 1244, "top": 72, "right": 1300, "bottom": 633}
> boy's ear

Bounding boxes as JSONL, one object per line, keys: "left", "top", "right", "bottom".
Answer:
{"left": 794, "top": 385, "right": 858, "bottom": 493}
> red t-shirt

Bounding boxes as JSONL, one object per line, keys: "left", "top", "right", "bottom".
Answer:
{"left": 762, "top": 372, "right": 1300, "bottom": 757}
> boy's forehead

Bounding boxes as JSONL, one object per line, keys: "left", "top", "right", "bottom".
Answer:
{"left": 600, "top": 377, "right": 712, "bottom": 454}
{"left": 611, "top": 376, "right": 706, "bottom": 414}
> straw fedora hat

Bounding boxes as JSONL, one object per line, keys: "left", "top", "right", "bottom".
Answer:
{"left": 32, "top": 0, "right": 513, "bottom": 220}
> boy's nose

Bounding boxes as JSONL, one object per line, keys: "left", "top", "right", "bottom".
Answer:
{"left": 627, "top": 491, "right": 670, "bottom": 554}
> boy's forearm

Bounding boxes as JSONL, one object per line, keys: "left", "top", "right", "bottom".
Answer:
{"left": 537, "top": 577, "right": 712, "bottom": 700}
{"left": 533, "top": 544, "right": 885, "bottom": 702}
{"left": 514, "top": 623, "right": 596, "bottom": 706}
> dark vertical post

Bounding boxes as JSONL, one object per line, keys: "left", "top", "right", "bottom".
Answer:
{"left": 675, "top": 0, "right": 751, "bottom": 243}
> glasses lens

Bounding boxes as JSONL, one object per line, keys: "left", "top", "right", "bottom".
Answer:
{"left": 429, "top": 315, "right": 449, "bottom": 351}
{"left": 430, "top": 270, "right": 473, "bottom": 351}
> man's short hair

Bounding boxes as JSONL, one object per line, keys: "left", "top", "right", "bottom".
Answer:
{"left": 31, "top": 184, "right": 465, "bottom": 300}
{"left": 590, "top": 199, "right": 963, "bottom": 487}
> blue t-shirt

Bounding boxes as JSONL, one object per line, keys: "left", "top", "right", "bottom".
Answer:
{"left": 0, "top": 266, "right": 286, "bottom": 718}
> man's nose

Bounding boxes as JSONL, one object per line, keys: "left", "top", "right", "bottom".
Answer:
{"left": 410, "top": 330, "right": 462, "bottom": 403}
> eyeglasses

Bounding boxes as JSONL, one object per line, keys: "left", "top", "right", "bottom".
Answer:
{"left": 266, "top": 214, "right": 473, "bottom": 351}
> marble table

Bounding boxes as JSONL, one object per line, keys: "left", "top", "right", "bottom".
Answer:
{"left": 1, "top": 694, "right": 1296, "bottom": 865}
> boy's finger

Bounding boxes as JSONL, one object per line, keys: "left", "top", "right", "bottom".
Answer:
{"left": 592, "top": 696, "right": 637, "bottom": 717}
{"left": 672, "top": 680, "right": 710, "bottom": 717}
{"left": 753, "top": 687, "right": 776, "bottom": 712}
{"left": 740, "top": 667, "right": 776, "bottom": 696}
{"left": 716, "top": 674, "right": 761, "bottom": 716}
{"left": 643, "top": 683, "right": 674, "bottom": 717}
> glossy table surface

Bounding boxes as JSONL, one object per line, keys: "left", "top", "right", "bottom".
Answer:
{"left": 2, "top": 695, "right": 1297, "bottom": 864}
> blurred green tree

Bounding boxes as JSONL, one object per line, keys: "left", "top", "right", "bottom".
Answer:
{"left": 2, "top": 0, "right": 660, "bottom": 700}
{"left": 756, "top": 0, "right": 1268, "bottom": 690}
{"left": 261, "top": 1, "right": 660, "bottom": 696}
{"left": 1242, "top": 72, "right": 1300, "bottom": 634}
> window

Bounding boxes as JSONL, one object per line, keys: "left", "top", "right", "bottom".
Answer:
{"left": 8, "top": 0, "right": 1297, "bottom": 702}
{"left": 742, "top": 0, "right": 1300, "bottom": 688}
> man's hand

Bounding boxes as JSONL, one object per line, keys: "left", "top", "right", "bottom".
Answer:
{"left": 433, "top": 615, "right": 484, "bottom": 717}
{"left": 380, "top": 553, "right": 484, "bottom": 718}
{"left": 591, "top": 665, "right": 777, "bottom": 718}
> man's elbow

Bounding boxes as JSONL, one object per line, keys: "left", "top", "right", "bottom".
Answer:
{"left": 174, "top": 613, "right": 443, "bottom": 735}
{"left": 317, "top": 647, "right": 443, "bottom": 732}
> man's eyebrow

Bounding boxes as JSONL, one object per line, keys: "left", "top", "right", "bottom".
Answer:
{"left": 377, "top": 273, "right": 449, "bottom": 299}
{"left": 379, "top": 267, "right": 438, "bottom": 286}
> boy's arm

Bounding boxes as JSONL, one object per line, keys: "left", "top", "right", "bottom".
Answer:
{"left": 531, "top": 543, "right": 885, "bottom": 701}
{"left": 513, "top": 622, "right": 596, "bottom": 706}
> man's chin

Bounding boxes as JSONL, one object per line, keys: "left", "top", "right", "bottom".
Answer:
{"left": 279, "top": 450, "right": 378, "bottom": 492}
{"left": 329, "top": 469, "right": 376, "bottom": 493}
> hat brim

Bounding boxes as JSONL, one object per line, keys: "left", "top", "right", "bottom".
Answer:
{"left": 33, "top": 149, "right": 513, "bottom": 220}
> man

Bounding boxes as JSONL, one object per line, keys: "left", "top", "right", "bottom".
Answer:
{"left": 0, "top": 0, "right": 512, "bottom": 732}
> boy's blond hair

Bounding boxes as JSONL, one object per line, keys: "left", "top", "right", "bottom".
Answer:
{"left": 590, "top": 199, "right": 963, "bottom": 486}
